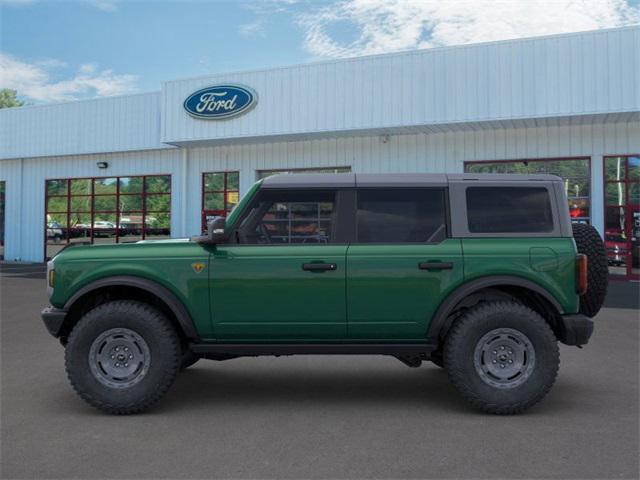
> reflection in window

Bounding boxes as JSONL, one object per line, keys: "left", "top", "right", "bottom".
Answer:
{"left": 356, "top": 189, "right": 446, "bottom": 243}
{"left": 0, "top": 181, "right": 4, "bottom": 259}
{"left": 603, "top": 155, "right": 639, "bottom": 278}
{"left": 243, "top": 191, "right": 335, "bottom": 244}
{"left": 257, "top": 167, "right": 351, "bottom": 180}
{"left": 466, "top": 187, "right": 554, "bottom": 233}
{"left": 465, "top": 158, "right": 591, "bottom": 223}
{"left": 201, "top": 171, "right": 240, "bottom": 232}
{"left": 45, "top": 175, "right": 171, "bottom": 258}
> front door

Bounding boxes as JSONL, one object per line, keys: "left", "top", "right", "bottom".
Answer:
{"left": 210, "top": 188, "right": 348, "bottom": 340}
{"left": 347, "top": 188, "right": 463, "bottom": 340}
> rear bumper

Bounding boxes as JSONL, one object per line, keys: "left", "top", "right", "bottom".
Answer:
{"left": 558, "top": 314, "right": 594, "bottom": 346}
{"left": 41, "top": 306, "right": 68, "bottom": 338}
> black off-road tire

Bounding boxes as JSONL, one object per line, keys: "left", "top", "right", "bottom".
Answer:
{"left": 65, "top": 300, "right": 181, "bottom": 415}
{"left": 572, "top": 223, "right": 608, "bottom": 318}
{"left": 180, "top": 350, "right": 200, "bottom": 370}
{"left": 444, "top": 301, "right": 559, "bottom": 414}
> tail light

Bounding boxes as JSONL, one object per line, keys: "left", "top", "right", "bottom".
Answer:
{"left": 576, "top": 254, "right": 588, "bottom": 295}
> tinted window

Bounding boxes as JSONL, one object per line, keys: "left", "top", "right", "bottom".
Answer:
{"left": 241, "top": 190, "right": 336, "bottom": 244}
{"left": 466, "top": 187, "right": 553, "bottom": 233}
{"left": 356, "top": 189, "right": 446, "bottom": 243}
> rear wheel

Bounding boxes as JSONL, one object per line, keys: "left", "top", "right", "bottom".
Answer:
{"left": 572, "top": 223, "right": 608, "bottom": 318}
{"left": 444, "top": 301, "right": 559, "bottom": 414}
{"left": 65, "top": 300, "right": 181, "bottom": 414}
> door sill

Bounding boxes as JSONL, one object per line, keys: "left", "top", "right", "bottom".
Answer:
{"left": 190, "top": 342, "right": 437, "bottom": 357}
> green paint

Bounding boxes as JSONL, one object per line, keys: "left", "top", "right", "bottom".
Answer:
{"left": 49, "top": 183, "right": 580, "bottom": 343}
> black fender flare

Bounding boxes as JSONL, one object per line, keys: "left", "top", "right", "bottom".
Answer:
{"left": 426, "top": 275, "right": 564, "bottom": 341}
{"left": 64, "top": 275, "right": 199, "bottom": 341}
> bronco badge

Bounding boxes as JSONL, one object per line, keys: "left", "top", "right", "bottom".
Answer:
{"left": 191, "top": 262, "right": 206, "bottom": 273}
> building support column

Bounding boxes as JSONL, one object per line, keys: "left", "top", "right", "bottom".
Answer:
{"left": 180, "top": 148, "right": 188, "bottom": 238}
{"left": 591, "top": 155, "right": 604, "bottom": 237}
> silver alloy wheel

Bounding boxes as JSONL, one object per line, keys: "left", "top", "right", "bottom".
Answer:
{"left": 473, "top": 328, "right": 536, "bottom": 389}
{"left": 88, "top": 328, "right": 151, "bottom": 389}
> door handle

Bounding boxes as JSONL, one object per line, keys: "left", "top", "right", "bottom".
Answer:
{"left": 302, "top": 263, "right": 337, "bottom": 272}
{"left": 418, "top": 262, "right": 453, "bottom": 270}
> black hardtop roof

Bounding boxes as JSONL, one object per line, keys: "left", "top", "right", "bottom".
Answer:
{"left": 261, "top": 172, "right": 562, "bottom": 188}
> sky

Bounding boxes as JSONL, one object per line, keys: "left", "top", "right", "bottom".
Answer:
{"left": 1, "top": 0, "right": 639, "bottom": 104}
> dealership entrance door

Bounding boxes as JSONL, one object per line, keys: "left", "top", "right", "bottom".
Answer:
{"left": 604, "top": 156, "right": 639, "bottom": 280}
{"left": 0, "top": 181, "right": 4, "bottom": 260}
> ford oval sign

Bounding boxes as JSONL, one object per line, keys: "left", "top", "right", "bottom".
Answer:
{"left": 183, "top": 84, "right": 257, "bottom": 120}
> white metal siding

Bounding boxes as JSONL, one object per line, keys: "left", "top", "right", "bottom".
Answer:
{"left": 3, "top": 120, "right": 635, "bottom": 262}
{"left": 0, "top": 149, "right": 184, "bottom": 261}
{"left": 162, "top": 27, "right": 639, "bottom": 145}
{"left": 0, "top": 92, "right": 169, "bottom": 160}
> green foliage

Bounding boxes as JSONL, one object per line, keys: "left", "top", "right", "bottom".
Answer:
{"left": 0, "top": 89, "right": 24, "bottom": 109}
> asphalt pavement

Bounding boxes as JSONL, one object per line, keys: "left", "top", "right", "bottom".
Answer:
{"left": 1, "top": 263, "right": 638, "bottom": 479}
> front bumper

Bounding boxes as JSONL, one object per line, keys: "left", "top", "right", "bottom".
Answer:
{"left": 41, "top": 306, "right": 68, "bottom": 338}
{"left": 558, "top": 314, "right": 594, "bottom": 346}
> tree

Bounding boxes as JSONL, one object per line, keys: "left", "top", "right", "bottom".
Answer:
{"left": 0, "top": 89, "right": 24, "bottom": 109}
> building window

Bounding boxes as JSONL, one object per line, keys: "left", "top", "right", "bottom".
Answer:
{"left": 464, "top": 158, "right": 591, "bottom": 224}
{"left": 603, "top": 155, "right": 639, "bottom": 279}
{"left": 257, "top": 166, "right": 351, "bottom": 180}
{"left": 45, "top": 175, "right": 171, "bottom": 259}
{"left": 201, "top": 171, "right": 239, "bottom": 231}
{"left": 0, "top": 181, "right": 5, "bottom": 260}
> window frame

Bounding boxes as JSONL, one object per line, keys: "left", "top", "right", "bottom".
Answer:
{"left": 464, "top": 157, "right": 592, "bottom": 224}
{"left": 233, "top": 188, "right": 351, "bottom": 245}
{"left": 465, "top": 186, "right": 555, "bottom": 234}
{"left": 352, "top": 187, "right": 450, "bottom": 245}
{"left": 201, "top": 171, "right": 240, "bottom": 231}
{"left": 44, "top": 174, "right": 171, "bottom": 260}
{"left": 0, "top": 181, "right": 5, "bottom": 259}
{"left": 448, "top": 181, "right": 563, "bottom": 238}
{"left": 602, "top": 154, "right": 640, "bottom": 280}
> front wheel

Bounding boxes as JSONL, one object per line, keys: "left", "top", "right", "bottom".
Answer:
{"left": 65, "top": 300, "right": 181, "bottom": 414}
{"left": 444, "top": 301, "right": 559, "bottom": 414}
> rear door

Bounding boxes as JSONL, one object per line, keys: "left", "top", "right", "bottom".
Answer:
{"left": 346, "top": 188, "right": 463, "bottom": 340}
{"left": 210, "top": 188, "right": 349, "bottom": 340}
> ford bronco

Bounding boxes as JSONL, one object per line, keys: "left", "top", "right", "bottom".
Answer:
{"left": 41, "top": 173, "right": 608, "bottom": 414}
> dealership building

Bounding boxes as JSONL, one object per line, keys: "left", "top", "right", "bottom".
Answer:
{"left": 0, "top": 26, "right": 638, "bottom": 279}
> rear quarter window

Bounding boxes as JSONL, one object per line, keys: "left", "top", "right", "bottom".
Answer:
{"left": 466, "top": 187, "right": 554, "bottom": 233}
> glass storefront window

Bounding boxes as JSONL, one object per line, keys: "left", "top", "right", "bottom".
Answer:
{"left": 201, "top": 171, "right": 240, "bottom": 231}
{"left": 464, "top": 158, "right": 591, "bottom": 224}
{"left": 603, "top": 155, "right": 639, "bottom": 279}
{"left": 0, "top": 181, "right": 4, "bottom": 259}
{"left": 45, "top": 175, "right": 172, "bottom": 259}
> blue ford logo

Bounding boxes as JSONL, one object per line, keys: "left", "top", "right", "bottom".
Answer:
{"left": 183, "top": 84, "right": 257, "bottom": 119}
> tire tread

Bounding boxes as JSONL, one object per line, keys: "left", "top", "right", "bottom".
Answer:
{"left": 65, "top": 300, "right": 180, "bottom": 415}
{"left": 444, "top": 301, "right": 559, "bottom": 415}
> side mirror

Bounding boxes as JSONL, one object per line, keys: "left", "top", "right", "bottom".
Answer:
{"left": 207, "top": 216, "right": 228, "bottom": 244}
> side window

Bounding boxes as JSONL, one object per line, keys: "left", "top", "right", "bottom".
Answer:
{"left": 240, "top": 190, "right": 336, "bottom": 244}
{"left": 466, "top": 187, "right": 554, "bottom": 233}
{"left": 356, "top": 189, "right": 446, "bottom": 243}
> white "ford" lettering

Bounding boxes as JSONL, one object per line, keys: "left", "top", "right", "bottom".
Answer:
{"left": 195, "top": 92, "right": 238, "bottom": 113}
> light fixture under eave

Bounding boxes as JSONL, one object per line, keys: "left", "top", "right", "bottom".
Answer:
{"left": 96, "top": 162, "right": 108, "bottom": 169}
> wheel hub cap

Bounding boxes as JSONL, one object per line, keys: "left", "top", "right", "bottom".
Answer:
{"left": 88, "top": 328, "right": 151, "bottom": 389}
{"left": 473, "top": 328, "right": 536, "bottom": 389}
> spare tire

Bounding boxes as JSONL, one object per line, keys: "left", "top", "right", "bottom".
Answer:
{"left": 572, "top": 223, "right": 608, "bottom": 317}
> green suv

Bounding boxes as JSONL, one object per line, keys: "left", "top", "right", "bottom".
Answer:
{"left": 41, "top": 173, "right": 608, "bottom": 415}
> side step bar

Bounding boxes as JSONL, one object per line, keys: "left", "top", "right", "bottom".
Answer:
{"left": 190, "top": 342, "right": 437, "bottom": 357}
